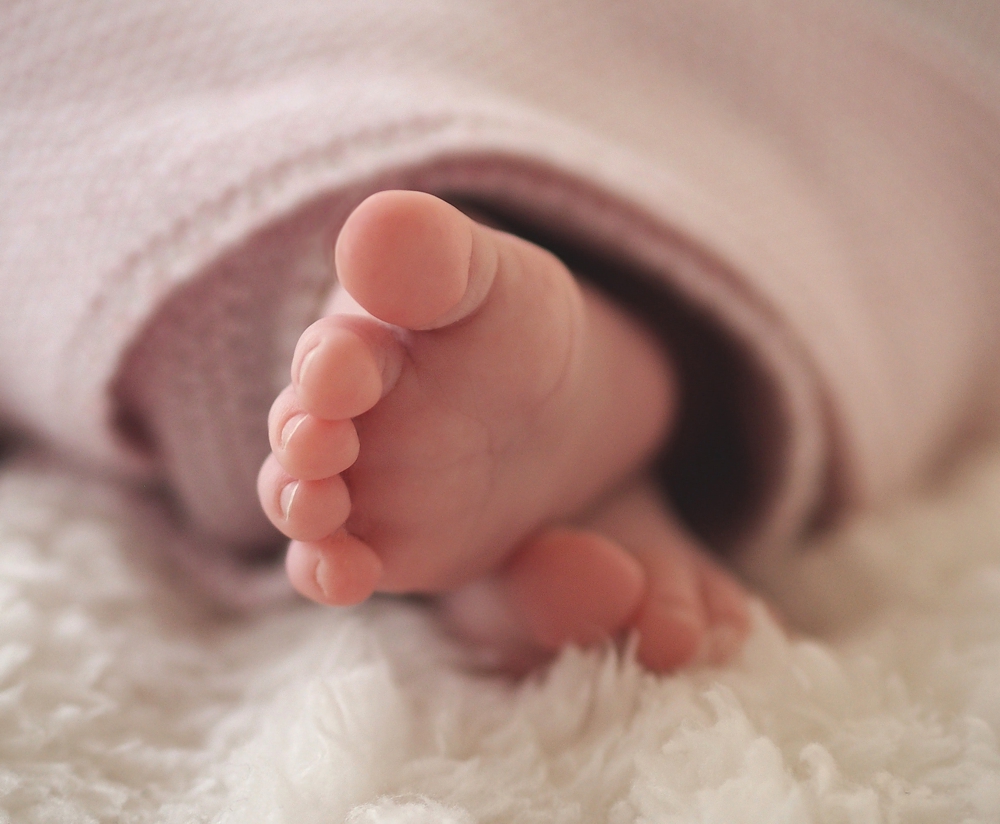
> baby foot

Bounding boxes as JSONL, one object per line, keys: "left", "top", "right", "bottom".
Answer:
{"left": 442, "top": 476, "right": 752, "bottom": 672}
{"left": 258, "top": 190, "right": 674, "bottom": 612}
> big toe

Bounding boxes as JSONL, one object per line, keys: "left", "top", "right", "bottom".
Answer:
{"left": 335, "top": 190, "right": 476, "bottom": 330}
{"left": 440, "top": 528, "right": 646, "bottom": 663}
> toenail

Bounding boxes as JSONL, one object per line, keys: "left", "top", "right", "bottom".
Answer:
{"left": 314, "top": 554, "right": 331, "bottom": 600}
{"left": 279, "top": 480, "right": 299, "bottom": 519}
{"left": 280, "top": 414, "right": 307, "bottom": 449}
{"left": 295, "top": 340, "right": 321, "bottom": 386}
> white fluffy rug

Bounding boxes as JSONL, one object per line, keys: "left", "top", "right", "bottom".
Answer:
{"left": 4, "top": 445, "right": 1000, "bottom": 823}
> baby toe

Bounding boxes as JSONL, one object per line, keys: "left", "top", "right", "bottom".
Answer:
{"left": 632, "top": 595, "right": 707, "bottom": 672}
{"left": 697, "top": 557, "right": 752, "bottom": 664}
{"left": 257, "top": 455, "right": 351, "bottom": 542}
{"left": 286, "top": 533, "right": 384, "bottom": 607}
{"left": 292, "top": 318, "right": 395, "bottom": 421}
{"left": 269, "top": 398, "right": 360, "bottom": 481}
{"left": 501, "top": 528, "right": 646, "bottom": 650}
{"left": 628, "top": 541, "right": 710, "bottom": 671}
{"left": 633, "top": 550, "right": 751, "bottom": 670}
{"left": 438, "top": 527, "right": 645, "bottom": 673}
{"left": 334, "top": 190, "right": 474, "bottom": 330}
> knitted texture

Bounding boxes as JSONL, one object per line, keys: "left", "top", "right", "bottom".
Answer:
{"left": 114, "top": 196, "right": 338, "bottom": 546}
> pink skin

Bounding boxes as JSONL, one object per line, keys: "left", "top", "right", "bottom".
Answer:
{"left": 257, "top": 190, "right": 750, "bottom": 671}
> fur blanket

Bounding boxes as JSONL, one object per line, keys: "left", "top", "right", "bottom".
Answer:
{"left": 3, "top": 444, "right": 1000, "bottom": 823}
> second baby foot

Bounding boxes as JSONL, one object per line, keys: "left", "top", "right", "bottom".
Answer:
{"left": 258, "top": 190, "right": 674, "bottom": 610}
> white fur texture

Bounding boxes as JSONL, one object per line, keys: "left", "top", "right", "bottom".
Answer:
{"left": 3, "top": 447, "right": 1000, "bottom": 822}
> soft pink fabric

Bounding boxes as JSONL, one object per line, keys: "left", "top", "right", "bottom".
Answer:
{"left": 3, "top": 0, "right": 1000, "bottom": 606}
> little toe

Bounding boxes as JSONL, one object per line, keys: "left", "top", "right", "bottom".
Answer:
{"left": 269, "top": 389, "right": 360, "bottom": 480}
{"left": 628, "top": 533, "right": 752, "bottom": 670}
{"left": 257, "top": 454, "right": 351, "bottom": 542}
{"left": 292, "top": 317, "right": 401, "bottom": 421}
{"left": 286, "top": 532, "right": 384, "bottom": 606}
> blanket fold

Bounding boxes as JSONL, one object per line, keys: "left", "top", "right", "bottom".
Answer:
{"left": 3, "top": 0, "right": 1000, "bottom": 603}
